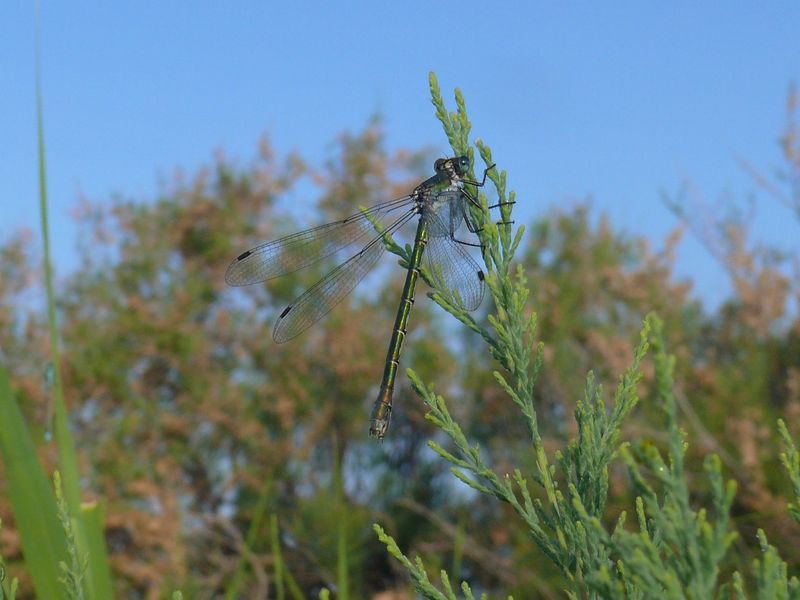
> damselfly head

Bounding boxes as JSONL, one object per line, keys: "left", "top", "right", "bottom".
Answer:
{"left": 434, "top": 156, "right": 471, "bottom": 177}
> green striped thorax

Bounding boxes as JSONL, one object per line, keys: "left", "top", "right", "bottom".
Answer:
{"left": 417, "top": 155, "right": 471, "bottom": 194}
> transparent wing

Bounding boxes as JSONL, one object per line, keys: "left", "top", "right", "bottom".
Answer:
{"left": 273, "top": 211, "right": 416, "bottom": 343}
{"left": 226, "top": 195, "right": 414, "bottom": 286}
{"left": 425, "top": 189, "right": 465, "bottom": 238}
{"left": 423, "top": 212, "right": 485, "bottom": 312}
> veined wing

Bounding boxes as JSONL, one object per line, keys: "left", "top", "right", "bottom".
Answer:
{"left": 273, "top": 210, "right": 416, "bottom": 343}
{"left": 423, "top": 212, "right": 485, "bottom": 312}
{"left": 425, "top": 189, "right": 465, "bottom": 238}
{"left": 226, "top": 195, "right": 414, "bottom": 286}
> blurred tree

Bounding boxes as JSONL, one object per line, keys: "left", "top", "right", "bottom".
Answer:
{"left": 1, "top": 124, "right": 470, "bottom": 598}
{"left": 665, "top": 84, "right": 800, "bottom": 579}
{"left": 2, "top": 90, "right": 800, "bottom": 596}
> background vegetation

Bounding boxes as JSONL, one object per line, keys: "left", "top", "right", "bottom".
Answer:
{"left": 1, "top": 80, "right": 800, "bottom": 599}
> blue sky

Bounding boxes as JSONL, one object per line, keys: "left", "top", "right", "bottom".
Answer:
{"left": 2, "top": 2, "right": 799, "bottom": 309}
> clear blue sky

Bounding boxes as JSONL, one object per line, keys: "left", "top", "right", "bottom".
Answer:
{"left": 2, "top": 2, "right": 799, "bottom": 309}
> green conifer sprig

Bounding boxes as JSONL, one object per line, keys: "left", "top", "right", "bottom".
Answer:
{"left": 778, "top": 419, "right": 800, "bottom": 525}
{"left": 375, "top": 75, "right": 800, "bottom": 600}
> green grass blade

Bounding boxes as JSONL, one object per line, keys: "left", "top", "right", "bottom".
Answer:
{"left": 0, "top": 365, "right": 68, "bottom": 599}
{"left": 271, "top": 514, "right": 285, "bottom": 600}
{"left": 286, "top": 573, "right": 304, "bottom": 598}
{"left": 81, "top": 503, "right": 113, "bottom": 598}
{"left": 35, "top": 0, "right": 81, "bottom": 522}
{"left": 34, "top": 8, "right": 113, "bottom": 597}
{"left": 337, "top": 513, "right": 349, "bottom": 600}
{"left": 334, "top": 444, "right": 349, "bottom": 600}
{"left": 451, "top": 510, "right": 465, "bottom": 582}
{"left": 223, "top": 476, "right": 273, "bottom": 600}
{"left": 269, "top": 515, "right": 304, "bottom": 600}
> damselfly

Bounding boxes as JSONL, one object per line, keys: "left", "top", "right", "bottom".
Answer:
{"left": 226, "top": 156, "right": 501, "bottom": 440}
